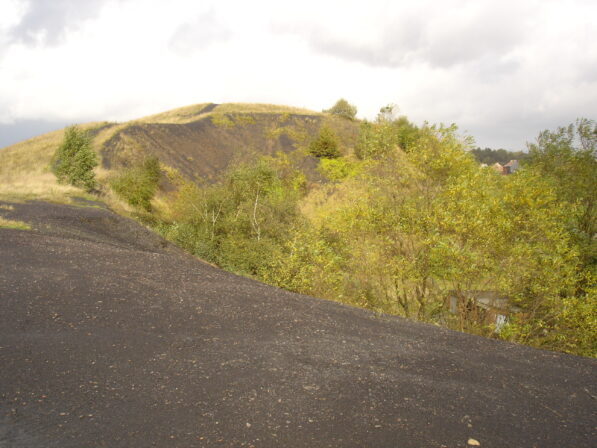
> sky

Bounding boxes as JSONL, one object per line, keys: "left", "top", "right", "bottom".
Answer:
{"left": 0, "top": 0, "right": 596, "bottom": 150}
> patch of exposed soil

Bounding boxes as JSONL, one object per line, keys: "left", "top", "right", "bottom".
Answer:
{"left": 99, "top": 112, "right": 351, "bottom": 183}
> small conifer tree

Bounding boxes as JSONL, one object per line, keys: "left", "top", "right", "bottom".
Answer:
{"left": 308, "top": 126, "right": 341, "bottom": 159}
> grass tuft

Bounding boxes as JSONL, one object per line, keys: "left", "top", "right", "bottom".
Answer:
{"left": 0, "top": 216, "right": 31, "bottom": 230}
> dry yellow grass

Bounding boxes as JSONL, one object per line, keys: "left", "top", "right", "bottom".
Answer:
{"left": 133, "top": 103, "right": 318, "bottom": 125}
{"left": 0, "top": 129, "right": 63, "bottom": 176}
{"left": 0, "top": 173, "right": 84, "bottom": 202}
{"left": 0, "top": 130, "right": 79, "bottom": 203}
{"left": 0, "top": 128, "right": 71, "bottom": 201}
{"left": 0, "top": 121, "right": 117, "bottom": 203}
{"left": 0, "top": 121, "right": 109, "bottom": 175}
{"left": 213, "top": 103, "right": 319, "bottom": 116}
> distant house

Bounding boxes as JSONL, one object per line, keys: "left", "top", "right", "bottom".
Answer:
{"left": 503, "top": 159, "right": 519, "bottom": 174}
{"left": 490, "top": 160, "right": 518, "bottom": 175}
{"left": 447, "top": 290, "right": 522, "bottom": 331}
{"left": 492, "top": 162, "right": 505, "bottom": 175}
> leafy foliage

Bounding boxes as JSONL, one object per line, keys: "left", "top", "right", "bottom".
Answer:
{"left": 270, "top": 120, "right": 594, "bottom": 355}
{"left": 52, "top": 126, "right": 98, "bottom": 192}
{"left": 159, "top": 154, "right": 305, "bottom": 276}
{"left": 146, "top": 112, "right": 596, "bottom": 357}
{"left": 308, "top": 126, "right": 341, "bottom": 159}
{"left": 470, "top": 147, "right": 529, "bottom": 165}
{"left": 355, "top": 105, "right": 419, "bottom": 159}
{"left": 111, "top": 157, "right": 161, "bottom": 211}
{"left": 324, "top": 98, "right": 357, "bottom": 120}
{"left": 317, "top": 158, "right": 361, "bottom": 182}
{"left": 526, "top": 118, "right": 597, "bottom": 269}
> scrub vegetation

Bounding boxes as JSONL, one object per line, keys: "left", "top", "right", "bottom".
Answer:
{"left": 110, "top": 157, "right": 161, "bottom": 211}
{"left": 156, "top": 111, "right": 597, "bottom": 357}
{"left": 1, "top": 101, "right": 594, "bottom": 356}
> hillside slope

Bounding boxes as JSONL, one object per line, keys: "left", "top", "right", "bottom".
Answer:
{"left": 1, "top": 200, "right": 595, "bottom": 447}
{"left": 0, "top": 103, "right": 359, "bottom": 200}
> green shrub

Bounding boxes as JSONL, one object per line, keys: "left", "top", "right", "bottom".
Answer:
{"left": 159, "top": 156, "right": 304, "bottom": 277}
{"left": 308, "top": 126, "right": 341, "bottom": 159}
{"left": 111, "top": 157, "right": 161, "bottom": 211}
{"left": 318, "top": 158, "right": 361, "bottom": 181}
{"left": 324, "top": 98, "right": 357, "bottom": 120}
{"left": 355, "top": 115, "right": 419, "bottom": 159}
{"left": 52, "top": 125, "right": 98, "bottom": 192}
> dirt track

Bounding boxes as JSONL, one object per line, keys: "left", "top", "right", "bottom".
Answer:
{"left": 0, "top": 201, "right": 595, "bottom": 447}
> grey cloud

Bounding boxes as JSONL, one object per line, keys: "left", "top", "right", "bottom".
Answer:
{"left": 307, "top": 19, "right": 424, "bottom": 68}
{"left": 577, "top": 59, "right": 597, "bottom": 84}
{"left": 10, "top": 0, "right": 109, "bottom": 46}
{"left": 422, "top": 7, "right": 525, "bottom": 68}
{"left": 471, "top": 55, "right": 521, "bottom": 84}
{"left": 168, "top": 11, "right": 230, "bottom": 56}
{"left": 278, "top": 4, "right": 528, "bottom": 70}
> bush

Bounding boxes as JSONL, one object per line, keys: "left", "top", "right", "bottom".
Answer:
{"left": 158, "top": 156, "right": 304, "bottom": 277}
{"left": 52, "top": 125, "right": 98, "bottom": 192}
{"left": 318, "top": 158, "right": 360, "bottom": 181}
{"left": 324, "top": 99, "right": 357, "bottom": 120}
{"left": 308, "top": 126, "right": 341, "bottom": 159}
{"left": 355, "top": 115, "right": 419, "bottom": 159}
{"left": 111, "top": 157, "right": 161, "bottom": 211}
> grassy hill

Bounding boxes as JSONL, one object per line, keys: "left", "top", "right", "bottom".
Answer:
{"left": 0, "top": 103, "right": 359, "bottom": 202}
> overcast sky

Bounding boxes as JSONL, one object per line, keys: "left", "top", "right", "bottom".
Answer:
{"left": 0, "top": 0, "right": 595, "bottom": 149}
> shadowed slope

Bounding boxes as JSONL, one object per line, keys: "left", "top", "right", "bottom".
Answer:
{"left": 0, "top": 201, "right": 595, "bottom": 447}
{"left": 0, "top": 103, "right": 359, "bottom": 200}
{"left": 100, "top": 113, "right": 323, "bottom": 182}
{"left": 99, "top": 104, "right": 358, "bottom": 183}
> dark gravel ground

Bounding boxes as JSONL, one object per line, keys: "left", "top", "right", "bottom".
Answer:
{"left": 0, "top": 200, "right": 595, "bottom": 447}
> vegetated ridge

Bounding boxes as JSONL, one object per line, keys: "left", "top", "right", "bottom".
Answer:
{"left": 0, "top": 103, "right": 595, "bottom": 359}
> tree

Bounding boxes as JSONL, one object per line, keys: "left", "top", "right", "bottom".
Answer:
{"left": 52, "top": 125, "right": 98, "bottom": 192}
{"left": 526, "top": 118, "right": 597, "bottom": 269}
{"left": 324, "top": 98, "right": 357, "bottom": 120}
{"left": 309, "top": 126, "right": 341, "bottom": 159}
{"left": 355, "top": 106, "right": 419, "bottom": 159}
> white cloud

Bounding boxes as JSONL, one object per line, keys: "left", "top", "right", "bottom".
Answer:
{"left": 169, "top": 9, "right": 230, "bottom": 56}
{"left": 8, "top": 0, "right": 111, "bottom": 45}
{"left": 0, "top": 0, "right": 595, "bottom": 149}
{"left": 271, "top": 0, "right": 531, "bottom": 69}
